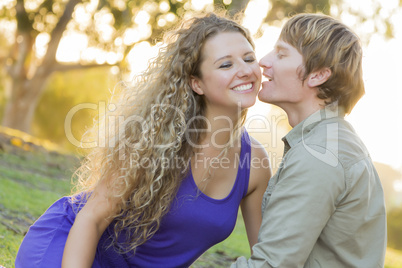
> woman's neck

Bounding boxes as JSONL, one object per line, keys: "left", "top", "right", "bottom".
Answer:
{"left": 200, "top": 107, "right": 242, "bottom": 150}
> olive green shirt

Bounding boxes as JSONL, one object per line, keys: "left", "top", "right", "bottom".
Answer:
{"left": 232, "top": 108, "right": 387, "bottom": 268}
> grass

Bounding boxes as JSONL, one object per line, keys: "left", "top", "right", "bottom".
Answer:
{"left": 208, "top": 213, "right": 251, "bottom": 257}
{"left": 386, "top": 248, "right": 402, "bottom": 268}
{"left": 1, "top": 138, "right": 402, "bottom": 268}
{"left": 0, "top": 140, "right": 76, "bottom": 267}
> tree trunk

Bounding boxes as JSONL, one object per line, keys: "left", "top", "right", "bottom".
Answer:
{"left": 2, "top": 72, "right": 51, "bottom": 133}
{"left": 1, "top": 0, "right": 83, "bottom": 133}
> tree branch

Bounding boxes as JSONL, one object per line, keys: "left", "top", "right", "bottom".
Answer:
{"left": 42, "top": 0, "right": 83, "bottom": 67}
{"left": 52, "top": 62, "right": 115, "bottom": 73}
{"left": 15, "top": 0, "right": 33, "bottom": 33}
{"left": 228, "top": 0, "right": 250, "bottom": 17}
{"left": 12, "top": 0, "right": 34, "bottom": 80}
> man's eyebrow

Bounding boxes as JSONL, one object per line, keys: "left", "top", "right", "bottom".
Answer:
{"left": 275, "top": 43, "right": 289, "bottom": 52}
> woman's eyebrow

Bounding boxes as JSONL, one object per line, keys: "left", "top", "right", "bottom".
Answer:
{"left": 214, "top": 55, "right": 231, "bottom": 64}
{"left": 243, "top": 51, "right": 255, "bottom": 56}
{"left": 214, "top": 51, "right": 255, "bottom": 64}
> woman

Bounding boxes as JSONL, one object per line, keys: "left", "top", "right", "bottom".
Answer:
{"left": 16, "top": 12, "right": 271, "bottom": 268}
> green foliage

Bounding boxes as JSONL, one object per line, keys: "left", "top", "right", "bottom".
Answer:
{"left": 0, "top": 70, "right": 6, "bottom": 120}
{"left": 32, "top": 68, "right": 117, "bottom": 152}
{"left": 385, "top": 248, "right": 402, "bottom": 268}
{"left": 263, "top": 0, "right": 397, "bottom": 42}
{"left": 375, "top": 163, "right": 402, "bottom": 210}
{"left": 388, "top": 207, "right": 402, "bottom": 250}
{"left": 266, "top": 0, "right": 331, "bottom": 22}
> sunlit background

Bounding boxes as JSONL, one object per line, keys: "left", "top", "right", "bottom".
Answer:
{"left": 1, "top": 0, "right": 402, "bottom": 266}
{"left": 5, "top": 0, "right": 401, "bottom": 180}
{"left": 0, "top": 0, "right": 400, "bottom": 190}
{"left": 53, "top": 0, "right": 402, "bottom": 168}
{"left": 247, "top": 0, "right": 402, "bottom": 171}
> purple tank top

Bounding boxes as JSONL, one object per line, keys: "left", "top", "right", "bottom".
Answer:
{"left": 98, "top": 130, "right": 251, "bottom": 267}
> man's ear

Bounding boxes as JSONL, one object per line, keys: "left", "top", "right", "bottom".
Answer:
{"left": 307, "top": 68, "right": 331, "bottom": 87}
{"left": 190, "top": 76, "right": 204, "bottom": 95}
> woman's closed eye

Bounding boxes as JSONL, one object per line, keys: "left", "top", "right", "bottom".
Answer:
{"left": 219, "top": 62, "right": 233, "bottom": 69}
{"left": 244, "top": 56, "right": 256, "bottom": 63}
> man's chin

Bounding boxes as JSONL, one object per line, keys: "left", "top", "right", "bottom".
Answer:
{"left": 257, "top": 92, "right": 274, "bottom": 104}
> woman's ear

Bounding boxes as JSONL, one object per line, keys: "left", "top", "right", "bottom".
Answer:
{"left": 307, "top": 68, "right": 332, "bottom": 87}
{"left": 190, "top": 76, "right": 204, "bottom": 95}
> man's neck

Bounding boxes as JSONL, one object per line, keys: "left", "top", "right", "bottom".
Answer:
{"left": 283, "top": 104, "right": 323, "bottom": 127}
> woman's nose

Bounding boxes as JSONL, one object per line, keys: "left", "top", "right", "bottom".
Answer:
{"left": 237, "top": 62, "right": 253, "bottom": 78}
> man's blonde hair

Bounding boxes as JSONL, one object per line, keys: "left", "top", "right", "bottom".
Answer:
{"left": 280, "top": 13, "right": 364, "bottom": 114}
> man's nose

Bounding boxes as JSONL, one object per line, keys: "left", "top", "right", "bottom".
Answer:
{"left": 259, "top": 52, "right": 273, "bottom": 69}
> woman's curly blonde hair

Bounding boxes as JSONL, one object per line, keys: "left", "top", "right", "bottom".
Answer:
{"left": 72, "top": 12, "right": 254, "bottom": 254}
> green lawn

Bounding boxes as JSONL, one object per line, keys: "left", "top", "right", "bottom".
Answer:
{"left": 1, "top": 146, "right": 402, "bottom": 268}
{"left": 0, "top": 145, "right": 77, "bottom": 268}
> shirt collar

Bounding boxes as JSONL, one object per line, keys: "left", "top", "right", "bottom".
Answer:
{"left": 282, "top": 106, "right": 345, "bottom": 154}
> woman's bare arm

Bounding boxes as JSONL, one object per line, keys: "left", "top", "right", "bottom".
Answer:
{"left": 240, "top": 139, "right": 271, "bottom": 253}
{"left": 62, "top": 181, "right": 120, "bottom": 268}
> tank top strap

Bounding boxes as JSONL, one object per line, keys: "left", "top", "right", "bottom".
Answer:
{"left": 239, "top": 128, "right": 252, "bottom": 198}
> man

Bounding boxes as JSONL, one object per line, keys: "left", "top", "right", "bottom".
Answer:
{"left": 232, "top": 13, "right": 387, "bottom": 267}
